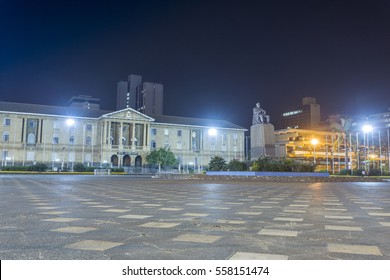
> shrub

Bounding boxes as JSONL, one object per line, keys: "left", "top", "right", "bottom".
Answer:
{"left": 73, "top": 163, "right": 86, "bottom": 172}
{"left": 339, "top": 169, "right": 351, "bottom": 175}
{"left": 1, "top": 164, "right": 48, "bottom": 172}
{"left": 209, "top": 156, "right": 227, "bottom": 171}
{"left": 368, "top": 169, "right": 381, "bottom": 176}
{"left": 227, "top": 159, "right": 247, "bottom": 171}
{"left": 251, "top": 157, "right": 315, "bottom": 172}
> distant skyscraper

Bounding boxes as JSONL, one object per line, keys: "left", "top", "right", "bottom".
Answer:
{"left": 116, "top": 74, "right": 163, "bottom": 115}
{"left": 278, "top": 97, "right": 320, "bottom": 129}
{"left": 116, "top": 74, "right": 142, "bottom": 111}
{"left": 141, "top": 82, "right": 163, "bottom": 115}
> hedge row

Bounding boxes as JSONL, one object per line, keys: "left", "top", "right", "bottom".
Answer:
{"left": 1, "top": 164, "right": 124, "bottom": 173}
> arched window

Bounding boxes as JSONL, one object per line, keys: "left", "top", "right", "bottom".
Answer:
{"left": 122, "top": 137, "right": 127, "bottom": 146}
{"left": 2, "top": 131, "right": 9, "bottom": 142}
{"left": 27, "top": 133, "right": 35, "bottom": 144}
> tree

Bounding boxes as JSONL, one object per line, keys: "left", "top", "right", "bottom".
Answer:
{"left": 146, "top": 148, "right": 177, "bottom": 170}
{"left": 209, "top": 156, "right": 227, "bottom": 171}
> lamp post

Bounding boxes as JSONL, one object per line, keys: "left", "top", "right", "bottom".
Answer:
{"left": 362, "top": 124, "right": 373, "bottom": 174}
{"left": 311, "top": 138, "right": 319, "bottom": 165}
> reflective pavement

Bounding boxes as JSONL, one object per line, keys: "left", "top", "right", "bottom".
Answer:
{"left": 0, "top": 175, "right": 389, "bottom": 260}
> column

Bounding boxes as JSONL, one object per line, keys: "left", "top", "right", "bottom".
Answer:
{"left": 131, "top": 122, "right": 136, "bottom": 150}
{"left": 143, "top": 123, "right": 147, "bottom": 149}
{"left": 119, "top": 121, "right": 123, "bottom": 149}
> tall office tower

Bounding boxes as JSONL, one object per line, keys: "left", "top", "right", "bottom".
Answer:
{"left": 279, "top": 97, "right": 321, "bottom": 129}
{"left": 116, "top": 74, "right": 163, "bottom": 115}
{"left": 116, "top": 74, "right": 142, "bottom": 110}
{"left": 141, "top": 82, "right": 163, "bottom": 115}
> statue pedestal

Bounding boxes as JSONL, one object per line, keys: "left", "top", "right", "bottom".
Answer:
{"left": 250, "top": 123, "right": 275, "bottom": 159}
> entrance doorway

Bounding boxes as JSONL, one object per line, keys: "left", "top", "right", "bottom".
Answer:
{"left": 111, "top": 155, "right": 118, "bottom": 167}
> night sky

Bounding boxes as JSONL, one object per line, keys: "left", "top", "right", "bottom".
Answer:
{"left": 1, "top": 0, "right": 390, "bottom": 129}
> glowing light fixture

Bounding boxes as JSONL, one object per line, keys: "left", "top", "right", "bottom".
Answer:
{"left": 66, "top": 118, "right": 75, "bottom": 126}
{"left": 208, "top": 128, "right": 217, "bottom": 136}
{"left": 311, "top": 138, "right": 319, "bottom": 145}
{"left": 362, "top": 124, "right": 373, "bottom": 133}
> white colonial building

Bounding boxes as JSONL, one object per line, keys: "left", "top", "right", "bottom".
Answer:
{"left": 0, "top": 101, "right": 246, "bottom": 172}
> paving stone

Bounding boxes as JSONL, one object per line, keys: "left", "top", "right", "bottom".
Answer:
{"left": 258, "top": 229, "right": 298, "bottom": 237}
{"left": 327, "top": 243, "right": 382, "bottom": 256}
{"left": 229, "top": 252, "right": 288, "bottom": 260}
{"left": 65, "top": 240, "right": 124, "bottom": 251}
{"left": 173, "top": 234, "right": 222, "bottom": 243}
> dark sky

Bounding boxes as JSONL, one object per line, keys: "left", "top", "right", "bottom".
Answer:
{"left": 1, "top": 0, "right": 390, "bottom": 129}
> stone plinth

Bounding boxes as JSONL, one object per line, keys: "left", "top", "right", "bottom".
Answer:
{"left": 250, "top": 123, "right": 275, "bottom": 159}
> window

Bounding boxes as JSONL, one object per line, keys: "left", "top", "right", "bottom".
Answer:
{"left": 151, "top": 140, "right": 156, "bottom": 149}
{"left": 29, "top": 120, "right": 36, "bottom": 128}
{"left": 2, "top": 131, "right": 9, "bottom": 142}
{"left": 69, "top": 136, "right": 75, "bottom": 145}
{"left": 27, "top": 133, "right": 35, "bottom": 144}
{"left": 86, "top": 124, "right": 92, "bottom": 131}
{"left": 3, "top": 118, "right": 11, "bottom": 126}
{"left": 85, "top": 136, "right": 92, "bottom": 146}
{"left": 176, "top": 142, "right": 182, "bottom": 149}
{"left": 2, "top": 151, "right": 9, "bottom": 160}
{"left": 151, "top": 128, "right": 157, "bottom": 135}
{"left": 53, "top": 136, "right": 59, "bottom": 144}
{"left": 164, "top": 129, "right": 169, "bottom": 136}
{"left": 177, "top": 130, "right": 182, "bottom": 137}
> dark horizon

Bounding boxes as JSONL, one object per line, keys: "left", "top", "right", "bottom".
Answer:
{"left": 1, "top": 0, "right": 390, "bottom": 129}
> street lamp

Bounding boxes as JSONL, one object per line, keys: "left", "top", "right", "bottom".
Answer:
{"left": 362, "top": 124, "right": 373, "bottom": 173}
{"left": 311, "top": 138, "right": 318, "bottom": 165}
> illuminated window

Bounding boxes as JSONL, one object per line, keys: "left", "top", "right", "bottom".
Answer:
{"left": 282, "top": 110, "right": 303, "bottom": 117}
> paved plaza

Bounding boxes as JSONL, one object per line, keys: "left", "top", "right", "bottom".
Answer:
{"left": 0, "top": 175, "right": 390, "bottom": 260}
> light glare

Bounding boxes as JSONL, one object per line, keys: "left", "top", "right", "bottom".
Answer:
{"left": 66, "top": 119, "right": 75, "bottom": 126}
{"left": 208, "top": 128, "right": 217, "bottom": 136}
{"left": 362, "top": 124, "right": 373, "bottom": 133}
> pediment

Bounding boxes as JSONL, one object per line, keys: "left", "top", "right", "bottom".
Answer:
{"left": 101, "top": 108, "right": 154, "bottom": 122}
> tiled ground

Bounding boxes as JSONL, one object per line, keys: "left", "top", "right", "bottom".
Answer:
{"left": 0, "top": 175, "right": 390, "bottom": 260}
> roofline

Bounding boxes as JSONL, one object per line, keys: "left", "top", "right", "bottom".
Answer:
{"left": 0, "top": 110, "right": 99, "bottom": 120}
{"left": 152, "top": 121, "right": 247, "bottom": 131}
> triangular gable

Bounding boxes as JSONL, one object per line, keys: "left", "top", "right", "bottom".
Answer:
{"left": 100, "top": 108, "right": 155, "bottom": 122}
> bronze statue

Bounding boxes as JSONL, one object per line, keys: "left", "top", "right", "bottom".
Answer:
{"left": 252, "top": 102, "right": 270, "bottom": 124}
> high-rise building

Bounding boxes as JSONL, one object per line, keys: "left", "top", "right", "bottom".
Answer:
{"left": 141, "top": 82, "right": 163, "bottom": 115}
{"left": 279, "top": 97, "right": 320, "bottom": 129}
{"left": 116, "top": 74, "right": 142, "bottom": 111}
{"left": 116, "top": 74, "right": 163, "bottom": 115}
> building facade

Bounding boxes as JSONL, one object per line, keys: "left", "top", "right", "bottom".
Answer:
{"left": 0, "top": 101, "right": 246, "bottom": 171}
{"left": 275, "top": 127, "right": 390, "bottom": 174}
